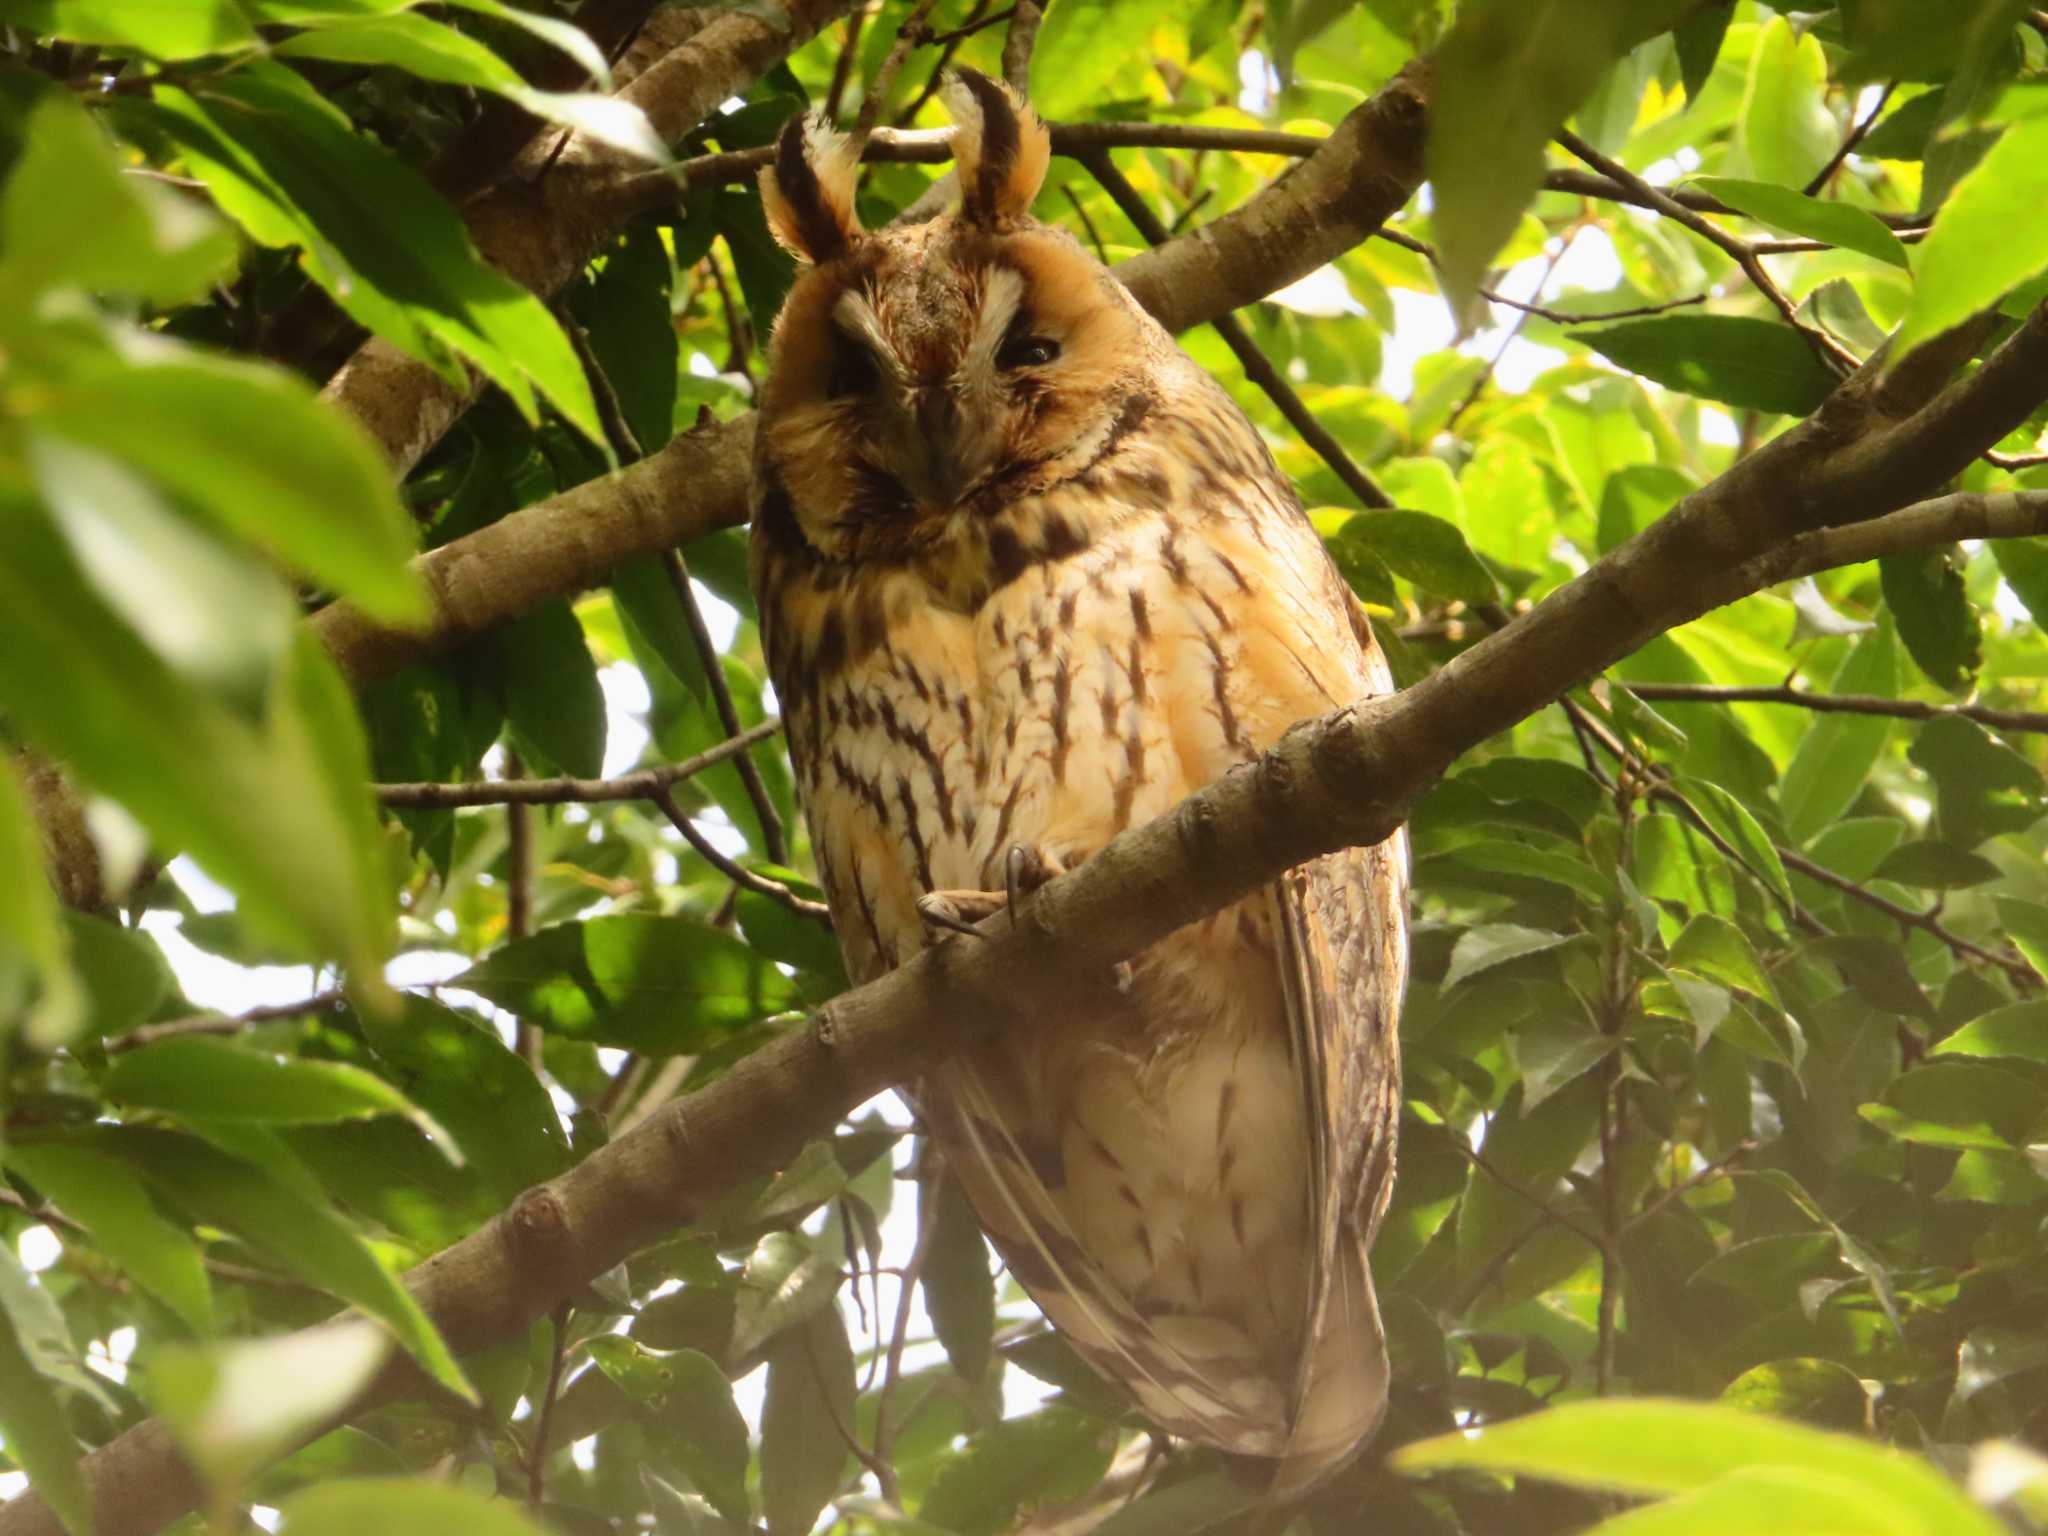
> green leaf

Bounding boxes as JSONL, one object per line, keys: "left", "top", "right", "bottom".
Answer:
{"left": 1428, "top": 0, "right": 1687, "bottom": 311}
{"left": 571, "top": 225, "right": 680, "bottom": 459}
{"left": 11, "top": 0, "right": 256, "bottom": 56}
{"left": 271, "top": 14, "right": 667, "bottom": 165}
{"left": 1720, "top": 1359, "right": 1871, "bottom": 1431}
{"left": 3, "top": 1140, "right": 211, "bottom": 1333}
{"left": 1443, "top": 924, "right": 1574, "bottom": 989}
{"left": 1672, "top": 3, "right": 1733, "bottom": 104}
{"left": 1341, "top": 509, "right": 1498, "bottom": 605}
{"left": 1391, "top": 1398, "right": 2000, "bottom": 1536}
{"left": 0, "top": 509, "right": 395, "bottom": 985}
{"left": 151, "top": 68, "right": 604, "bottom": 444}
{"left": 1691, "top": 176, "right": 1910, "bottom": 269}
{"left": 1669, "top": 914, "right": 1778, "bottom": 1005}
{"left": 0, "top": 1247, "right": 92, "bottom": 1536}
{"left": 1781, "top": 623, "right": 1897, "bottom": 842}
{"left": 96, "top": 1126, "right": 473, "bottom": 1401}
{"left": 922, "top": 1174, "right": 995, "bottom": 1382}
{"left": 30, "top": 432, "right": 294, "bottom": 701}
{"left": 1995, "top": 895, "right": 2048, "bottom": 979}
{"left": 1908, "top": 714, "right": 2042, "bottom": 847}
{"left": 1932, "top": 1000, "right": 2048, "bottom": 1062}
{"left": 1574, "top": 316, "right": 1837, "bottom": 416}
{"left": 0, "top": 1230, "right": 116, "bottom": 1413}
{"left": 1028, "top": 0, "right": 1183, "bottom": 119}
{"left": 1991, "top": 537, "right": 2048, "bottom": 625}
{"left": 355, "top": 998, "right": 570, "bottom": 1204}
{"left": 0, "top": 90, "right": 234, "bottom": 305}
{"left": 62, "top": 912, "right": 171, "bottom": 1040}
{"left": 760, "top": 1305, "right": 856, "bottom": 1536}
{"left": 32, "top": 347, "right": 425, "bottom": 625}
{"left": 1737, "top": 16, "right": 1838, "bottom": 189}
{"left": 1893, "top": 115, "right": 2048, "bottom": 361}
{"left": 919, "top": 1406, "right": 1117, "bottom": 1536}
{"left": 276, "top": 1477, "right": 555, "bottom": 1536}
{"left": 1880, "top": 547, "right": 1980, "bottom": 691}
{"left": 1440, "top": 838, "right": 1613, "bottom": 903}
{"left": 1808, "top": 934, "right": 1937, "bottom": 1022}
{"left": 1597, "top": 464, "right": 1693, "bottom": 554}
{"left": 656, "top": 1348, "right": 753, "bottom": 1524}
{"left": 498, "top": 600, "right": 606, "bottom": 779}
{"left": 105, "top": 1036, "right": 451, "bottom": 1150}
{"left": 713, "top": 190, "right": 796, "bottom": 336}
{"left": 459, "top": 915, "right": 800, "bottom": 1055}
{"left": 1866, "top": 1060, "right": 2048, "bottom": 1149}
{"left": 730, "top": 1232, "right": 841, "bottom": 1360}
{"left": 1681, "top": 780, "right": 1794, "bottom": 914}
{"left": 0, "top": 756, "right": 79, "bottom": 1046}
{"left": 149, "top": 1320, "right": 392, "bottom": 1492}
{"left": 1586, "top": 1465, "right": 1953, "bottom": 1536}
{"left": 1871, "top": 839, "right": 2002, "bottom": 889}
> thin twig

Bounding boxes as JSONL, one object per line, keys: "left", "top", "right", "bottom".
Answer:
{"left": 505, "top": 750, "right": 541, "bottom": 1069}
{"left": 894, "top": 0, "right": 990, "bottom": 126}
{"left": 1081, "top": 149, "right": 1394, "bottom": 509}
{"left": 1802, "top": 82, "right": 1896, "bottom": 197}
{"left": 1446, "top": 226, "right": 1577, "bottom": 433}
{"left": 1623, "top": 1140, "right": 1757, "bottom": 1234}
{"left": 1625, "top": 682, "right": 2048, "bottom": 736}
{"left": 703, "top": 256, "right": 755, "bottom": 390}
{"left": 1447, "top": 1131, "right": 1607, "bottom": 1253}
{"left": 106, "top": 991, "right": 347, "bottom": 1054}
{"left": 1062, "top": 183, "right": 1108, "bottom": 261}
{"left": 527, "top": 1303, "right": 573, "bottom": 1509}
{"left": 647, "top": 786, "right": 829, "bottom": 923}
{"left": 375, "top": 720, "right": 781, "bottom": 808}
{"left": 1986, "top": 448, "right": 2048, "bottom": 470}
{"left": 1542, "top": 166, "right": 1928, "bottom": 231}
{"left": 852, "top": 0, "right": 942, "bottom": 148}
{"left": 823, "top": 2, "right": 870, "bottom": 121}
{"left": 557, "top": 303, "right": 646, "bottom": 465}
{"left": 870, "top": 1154, "right": 942, "bottom": 1502}
{"left": 1376, "top": 228, "right": 1710, "bottom": 326}
{"left": 1554, "top": 130, "right": 1859, "bottom": 375}
{"left": 999, "top": 0, "right": 1044, "bottom": 90}
{"left": 661, "top": 551, "right": 790, "bottom": 866}
{"left": 1778, "top": 845, "right": 2037, "bottom": 986}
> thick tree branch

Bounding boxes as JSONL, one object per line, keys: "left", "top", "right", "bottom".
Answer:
{"left": 17, "top": 296, "right": 2048, "bottom": 1536}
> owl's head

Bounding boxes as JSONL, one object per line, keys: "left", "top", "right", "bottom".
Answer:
{"left": 755, "top": 71, "right": 1156, "bottom": 563}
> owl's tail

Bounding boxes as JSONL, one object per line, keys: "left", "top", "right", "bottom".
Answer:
{"left": 1270, "top": 1236, "right": 1389, "bottom": 1499}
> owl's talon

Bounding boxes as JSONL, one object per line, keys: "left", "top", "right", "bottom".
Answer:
{"left": 1003, "top": 844, "right": 1064, "bottom": 930}
{"left": 917, "top": 890, "right": 1004, "bottom": 939}
{"left": 1109, "top": 959, "right": 1134, "bottom": 995}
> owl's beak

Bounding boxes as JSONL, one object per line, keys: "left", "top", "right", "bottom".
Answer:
{"left": 893, "top": 388, "right": 981, "bottom": 508}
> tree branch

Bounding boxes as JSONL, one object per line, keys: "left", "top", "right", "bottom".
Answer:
{"left": 373, "top": 719, "right": 781, "bottom": 808}
{"left": 1626, "top": 682, "right": 2048, "bottom": 736}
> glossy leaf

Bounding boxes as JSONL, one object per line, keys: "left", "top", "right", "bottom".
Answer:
{"left": 1893, "top": 116, "right": 2048, "bottom": 360}
{"left": 459, "top": 915, "right": 800, "bottom": 1055}
{"left": 1574, "top": 316, "right": 1837, "bottom": 416}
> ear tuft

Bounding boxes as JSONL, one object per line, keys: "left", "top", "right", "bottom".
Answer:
{"left": 942, "top": 68, "right": 1051, "bottom": 226}
{"left": 759, "top": 113, "right": 863, "bottom": 263}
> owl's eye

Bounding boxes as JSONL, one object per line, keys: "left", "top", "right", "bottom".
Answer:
{"left": 997, "top": 335, "right": 1060, "bottom": 370}
{"left": 827, "top": 342, "right": 880, "bottom": 400}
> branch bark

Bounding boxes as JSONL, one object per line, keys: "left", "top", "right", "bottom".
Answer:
{"left": 15, "top": 292, "right": 2048, "bottom": 1536}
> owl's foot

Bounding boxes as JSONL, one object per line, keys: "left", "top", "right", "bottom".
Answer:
{"left": 915, "top": 846, "right": 1065, "bottom": 940}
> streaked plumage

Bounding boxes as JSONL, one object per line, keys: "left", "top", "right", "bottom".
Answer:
{"left": 748, "top": 72, "right": 1409, "bottom": 1492}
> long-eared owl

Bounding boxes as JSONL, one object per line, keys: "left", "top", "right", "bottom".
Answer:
{"left": 748, "top": 71, "right": 1409, "bottom": 1492}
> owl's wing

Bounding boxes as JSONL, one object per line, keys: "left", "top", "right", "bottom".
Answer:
{"left": 1270, "top": 831, "right": 1406, "bottom": 1493}
{"left": 919, "top": 1058, "right": 1294, "bottom": 1447}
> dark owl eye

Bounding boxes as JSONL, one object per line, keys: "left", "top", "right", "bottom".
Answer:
{"left": 997, "top": 335, "right": 1060, "bottom": 370}
{"left": 827, "top": 342, "right": 879, "bottom": 400}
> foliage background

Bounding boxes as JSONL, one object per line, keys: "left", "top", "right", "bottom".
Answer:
{"left": 6, "top": 1, "right": 2048, "bottom": 1534}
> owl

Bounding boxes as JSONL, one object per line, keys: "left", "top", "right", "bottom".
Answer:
{"left": 748, "top": 71, "right": 1409, "bottom": 1494}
